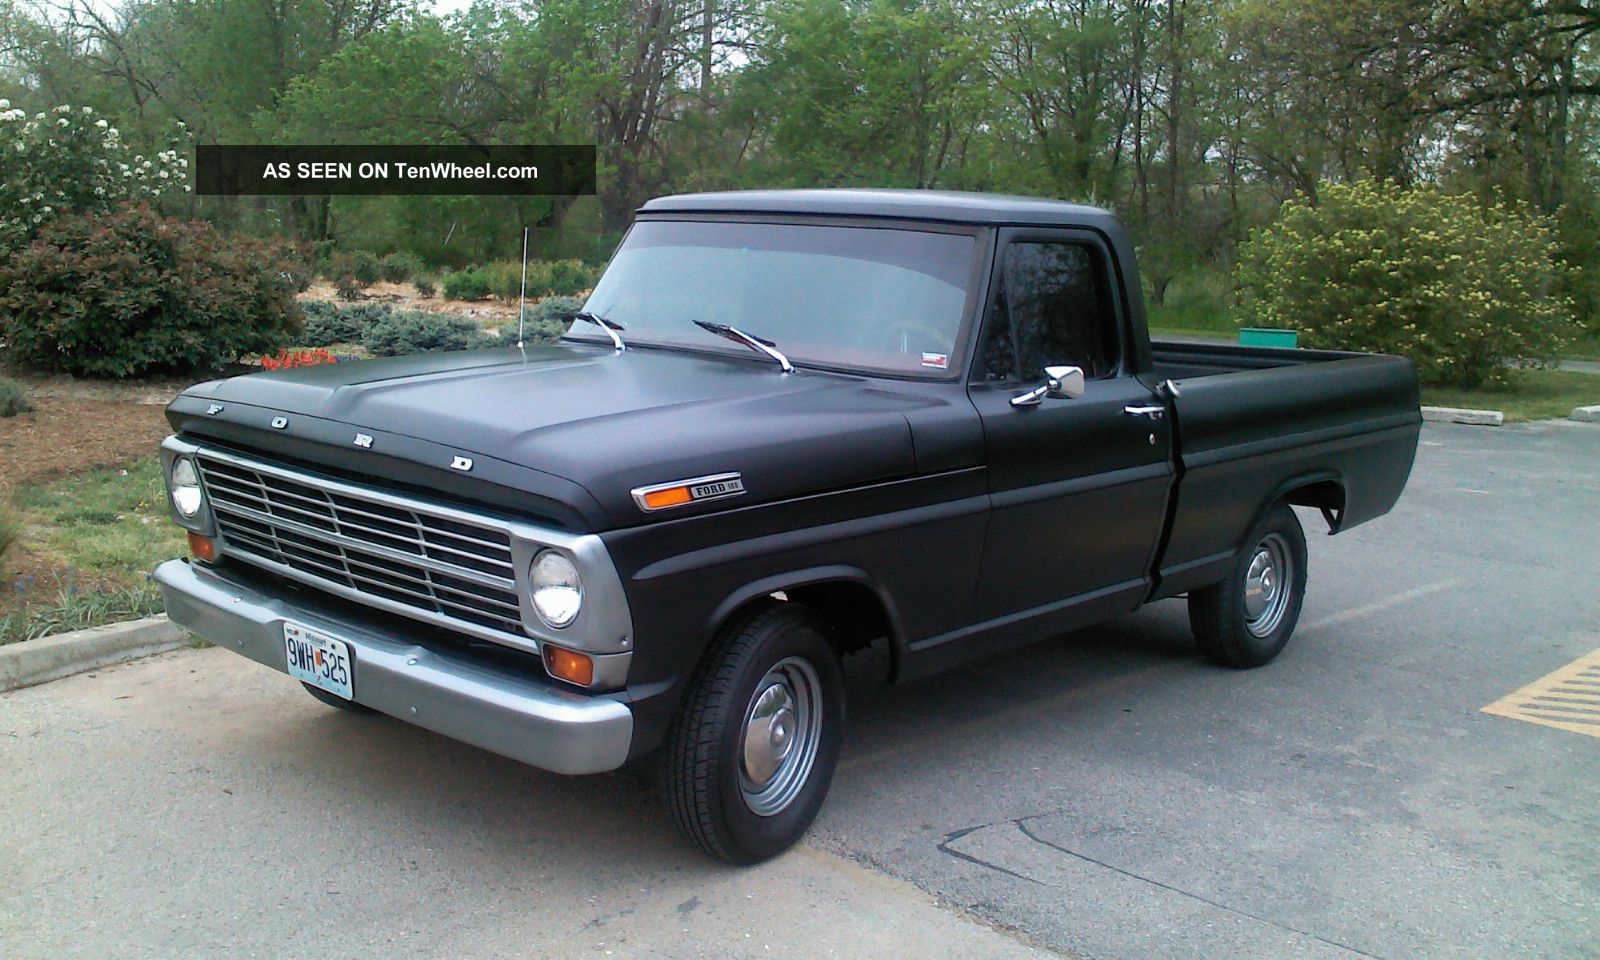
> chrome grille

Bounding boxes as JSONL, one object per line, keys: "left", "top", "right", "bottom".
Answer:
{"left": 197, "top": 451, "right": 526, "bottom": 641}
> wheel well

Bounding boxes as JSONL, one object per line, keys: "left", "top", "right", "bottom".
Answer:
{"left": 1282, "top": 479, "right": 1346, "bottom": 532}
{"left": 712, "top": 579, "right": 894, "bottom": 661}
{"left": 782, "top": 581, "right": 893, "bottom": 656}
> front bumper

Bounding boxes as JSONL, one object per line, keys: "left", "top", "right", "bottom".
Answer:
{"left": 154, "top": 559, "right": 633, "bottom": 775}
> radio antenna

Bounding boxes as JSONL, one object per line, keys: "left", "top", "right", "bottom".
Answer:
{"left": 516, "top": 226, "right": 530, "bottom": 349}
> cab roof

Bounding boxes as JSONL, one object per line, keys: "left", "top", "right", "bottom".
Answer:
{"left": 638, "top": 188, "right": 1121, "bottom": 230}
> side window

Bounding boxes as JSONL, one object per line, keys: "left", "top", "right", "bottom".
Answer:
{"left": 982, "top": 241, "right": 1119, "bottom": 382}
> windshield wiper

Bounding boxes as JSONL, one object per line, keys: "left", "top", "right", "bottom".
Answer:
{"left": 693, "top": 320, "right": 794, "bottom": 373}
{"left": 560, "top": 311, "right": 626, "bottom": 351}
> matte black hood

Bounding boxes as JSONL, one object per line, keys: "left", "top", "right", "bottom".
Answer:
{"left": 168, "top": 343, "right": 952, "bottom": 531}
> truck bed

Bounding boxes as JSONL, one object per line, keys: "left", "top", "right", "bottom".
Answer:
{"left": 1150, "top": 337, "right": 1365, "bottom": 379}
{"left": 1147, "top": 338, "right": 1423, "bottom": 600}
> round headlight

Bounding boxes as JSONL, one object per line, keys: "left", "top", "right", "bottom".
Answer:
{"left": 170, "top": 458, "right": 203, "bottom": 518}
{"left": 529, "top": 550, "right": 582, "bottom": 628}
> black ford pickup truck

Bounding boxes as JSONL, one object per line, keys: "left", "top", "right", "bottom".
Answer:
{"left": 155, "top": 189, "right": 1421, "bottom": 863}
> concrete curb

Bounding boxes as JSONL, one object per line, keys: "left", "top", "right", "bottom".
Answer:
{"left": 0, "top": 615, "right": 190, "bottom": 693}
{"left": 1571, "top": 405, "right": 1600, "bottom": 423}
{"left": 1421, "top": 405, "right": 1504, "bottom": 426}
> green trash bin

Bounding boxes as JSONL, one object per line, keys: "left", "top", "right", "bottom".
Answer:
{"left": 1238, "top": 327, "right": 1299, "bottom": 349}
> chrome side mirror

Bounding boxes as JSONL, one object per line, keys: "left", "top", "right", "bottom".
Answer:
{"left": 1011, "top": 365, "right": 1086, "bottom": 407}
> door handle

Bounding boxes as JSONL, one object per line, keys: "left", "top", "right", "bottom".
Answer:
{"left": 1124, "top": 404, "right": 1165, "bottom": 420}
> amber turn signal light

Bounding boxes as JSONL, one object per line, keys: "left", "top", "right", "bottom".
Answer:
{"left": 542, "top": 644, "right": 595, "bottom": 687}
{"left": 639, "top": 485, "right": 693, "bottom": 510}
{"left": 187, "top": 531, "right": 217, "bottom": 563}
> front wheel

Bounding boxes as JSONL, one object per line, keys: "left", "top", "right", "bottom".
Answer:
{"left": 664, "top": 605, "right": 844, "bottom": 864}
{"left": 1188, "top": 502, "right": 1308, "bottom": 668}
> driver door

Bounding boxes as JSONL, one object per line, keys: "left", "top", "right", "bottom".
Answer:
{"left": 967, "top": 229, "right": 1173, "bottom": 636}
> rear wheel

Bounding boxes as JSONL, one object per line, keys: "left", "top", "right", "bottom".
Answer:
{"left": 301, "top": 682, "right": 373, "bottom": 713}
{"left": 664, "top": 605, "right": 844, "bottom": 864}
{"left": 1188, "top": 502, "right": 1308, "bottom": 668}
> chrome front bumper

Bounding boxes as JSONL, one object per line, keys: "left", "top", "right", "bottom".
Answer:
{"left": 154, "top": 559, "right": 633, "bottom": 775}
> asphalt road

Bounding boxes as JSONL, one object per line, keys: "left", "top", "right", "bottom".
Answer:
{"left": 4, "top": 419, "right": 1598, "bottom": 959}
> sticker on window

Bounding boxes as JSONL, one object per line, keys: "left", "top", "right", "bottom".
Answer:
{"left": 921, "top": 352, "right": 950, "bottom": 370}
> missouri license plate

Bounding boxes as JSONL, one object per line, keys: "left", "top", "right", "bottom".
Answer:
{"left": 284, "top": 622, "right": 353, "bottom": 700}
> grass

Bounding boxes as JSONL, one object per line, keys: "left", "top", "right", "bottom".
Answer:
{"left": 1147, "top": 301, "right": 1239, "bottom": 340}
{"left": 1420, "top": 368, "right": 1600, "bottom": 423}
{"left": 1146, "top": 272, "right": 1241, "bottom": 341}
{"left": 1563, "top": 331, "right": 1600, "bottom": 362}
{"left": 2, "top": 457, "right": 185, "bottom": 644}
{"left": 0, "top": 501, "right": 18, "bottom": 566}
{"left": 0, "top": 584, "right": 165, "bottom": 645}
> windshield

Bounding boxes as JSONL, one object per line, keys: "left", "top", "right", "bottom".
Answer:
{"left": 576, "top": 220, "right": 978, "bottom": 376}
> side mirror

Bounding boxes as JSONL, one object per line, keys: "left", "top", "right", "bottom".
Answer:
{"left": 1044, "top": 365, "right": 1085, "bottom": 400}
{"left": 1011, "top": 365, "right": 1086, "bottom": 407}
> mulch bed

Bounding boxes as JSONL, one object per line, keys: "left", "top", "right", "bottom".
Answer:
{"left": 0, "top": 396, "right": 174, "bottom": 492}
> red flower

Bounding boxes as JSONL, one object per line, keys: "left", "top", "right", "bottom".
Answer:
{"left": 261, "top": 348, "right": 337, "bottom": 370}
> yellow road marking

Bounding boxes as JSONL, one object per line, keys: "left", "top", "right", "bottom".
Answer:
{"left": 1482, "top": 646, "right": 1600, "bottom": 739}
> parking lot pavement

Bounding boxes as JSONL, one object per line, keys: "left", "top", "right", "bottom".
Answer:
{"left": 0, "top": 649, "right": 1050, "bottom": 960}
{"left": 3, "top": 419, "right": 1597, "bottom": 959}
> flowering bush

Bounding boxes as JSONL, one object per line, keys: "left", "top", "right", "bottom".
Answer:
{"left": 260, "top": 348, "right": 339, "bottom": 370}
{"left": 0, "top": 101, "right": 188, "bottom": 249}
{"left": 0, "top": 205, "right": 302, "bottom": 377}
{"left": 1237, "top": 180, "right": 1580, "bottom": 389}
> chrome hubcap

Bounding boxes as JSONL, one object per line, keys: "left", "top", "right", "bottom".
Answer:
{"left": 1243, "top": 532, "right": 1293, "bottom": 638}
{"left": 739, "top": 657, "right": 822, "bottom": 817}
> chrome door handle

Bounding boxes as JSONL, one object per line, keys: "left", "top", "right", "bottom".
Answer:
{"left": 1124, "top": 404, "right": 1165, "bottom": 420}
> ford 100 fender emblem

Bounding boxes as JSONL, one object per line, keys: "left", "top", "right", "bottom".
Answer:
{"left": 632, "top": 473, "right": 746, "bottom": 512}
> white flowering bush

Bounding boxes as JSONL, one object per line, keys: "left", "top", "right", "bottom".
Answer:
{"left": 1237, "top": 180, "right": 1579, "bottom": 389}
{"left": 0, "top": 101, "right": 188, "bottom": 249}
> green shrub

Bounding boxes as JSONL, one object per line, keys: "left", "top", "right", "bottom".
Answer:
{"left": 537, "top": 295, "right": 584, "bottom": 322}
{"left": 1237, "top": 180, "right": 1579, "bottom": 388}
{"left": 488, "top": 261, "right": 529, "bottom": 300}
{"left": 301, "top": 301, "right": 390, "bottom": 347}
{"left": 363, "top": 310, "right": 496, "bottom": 357}
{"left": 347, "top": 250, "right": 381, "bottom": 285}
{"left": 442, "top": 268, "right": 494, "bottom": 301}
{"left": 379, "top": 251, "right": 424, "bottom": 284}
{"left": 547, "top": 259, "right": 600, "bottom": 296}
{"left": 310, "top": 239, "right": 338, "bottom": 270}
{"left": 0, "top": 205, "right": 302, "bottom": 378}
{"left": 500, "top": 296, "right": 583, "bottom": 344}
{"left": 413, "top": 274, "right": 437, "bottom": 298}
{"left": 0, "top": 377, "right": 32, "bottom": 416}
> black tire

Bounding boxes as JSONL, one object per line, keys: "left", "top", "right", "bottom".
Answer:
{"left": 664, "top": 605, "right": 845, "bottom": 864}
{"left": 301, "top": 681, "right": 374, "bottom": 713}
{"left": 1188, "top": 502, "right": 1308, "bottom": 668}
